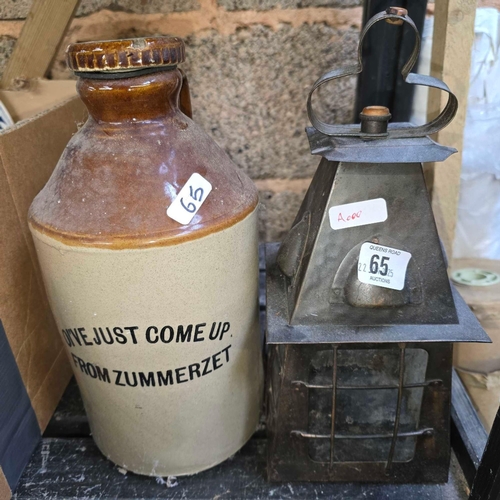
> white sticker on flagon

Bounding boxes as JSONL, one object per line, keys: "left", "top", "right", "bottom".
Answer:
{"left": 357, "top": 242, "right": 412, "bottom": 291}
{"left": 328, "top": 198, "right": 388, "bottom": 230}
{"left": 166, "top": 173, "right": 213, "bottom": 225}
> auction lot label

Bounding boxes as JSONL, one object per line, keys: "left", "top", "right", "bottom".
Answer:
{"left": 357, "top": 242, "right": 412, "bottom": 291}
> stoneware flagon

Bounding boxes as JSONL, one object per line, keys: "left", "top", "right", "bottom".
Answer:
{"left": 28, "top": 37, "right": 263, "bottom": 476}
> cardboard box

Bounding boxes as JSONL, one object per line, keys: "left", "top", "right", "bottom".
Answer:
{"left": 453, "top": 258, "right": 500, "bottom": 430}
{"left": 0, "top": 80, "right": 86, "bottom": 498}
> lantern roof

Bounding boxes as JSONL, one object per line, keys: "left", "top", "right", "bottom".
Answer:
{"left": 266, "top": 244, "right": 490, "bottom": 345}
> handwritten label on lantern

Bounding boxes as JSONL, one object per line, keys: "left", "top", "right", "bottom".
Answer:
{"left": 328, "top": 198, "right": 388, "bottom": 230}
{"left": 357, "top": 242, "right": 412, "bottom": 291}
{"left": 167, "top": 173, "right": 212, "bottom": 225}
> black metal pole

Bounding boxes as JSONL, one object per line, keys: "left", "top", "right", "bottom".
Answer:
{"left": 355, "top": 0, "right": 427, "bottom": 122}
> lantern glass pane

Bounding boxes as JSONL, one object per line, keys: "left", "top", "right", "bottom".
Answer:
{"left": 308, "top": 348, "right": 428, "bottom": 463}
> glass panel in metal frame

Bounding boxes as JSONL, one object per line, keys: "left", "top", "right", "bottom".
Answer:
{"left": 307, "top": 348, "right": 428, "bottom": 463}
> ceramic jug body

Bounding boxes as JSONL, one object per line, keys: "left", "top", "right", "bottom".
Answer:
{"left": 28, "top": 37, "right": 263, "bottom": 476}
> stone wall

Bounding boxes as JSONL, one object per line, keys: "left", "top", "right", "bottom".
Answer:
{"left": 0, "top": 0, "right": 363, "bottom": 240}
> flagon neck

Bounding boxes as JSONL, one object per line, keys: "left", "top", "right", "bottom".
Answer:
{"left": 76, "top": 68, "right": 183, "bottom": 123}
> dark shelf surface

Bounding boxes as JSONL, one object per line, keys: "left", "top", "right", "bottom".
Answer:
{"left": 15, "top": 421, "right": 470, "bottom": 500}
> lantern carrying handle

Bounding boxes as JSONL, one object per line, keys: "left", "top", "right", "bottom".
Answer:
{"left": 306, "top": 7, "right": 458, "bottom": 138}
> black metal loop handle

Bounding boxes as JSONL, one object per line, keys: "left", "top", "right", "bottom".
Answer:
{"left": 307, "top": 8, "right": 458, "bottom": 138}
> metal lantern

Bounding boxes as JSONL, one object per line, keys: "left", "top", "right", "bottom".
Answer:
{"left": 265, "top": 7, "right": 489, "bottom": 484}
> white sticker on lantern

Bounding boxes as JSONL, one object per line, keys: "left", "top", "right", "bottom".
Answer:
{"left": 357, "top": 242, "right": 412, "bottom": 291}
{"left": 329, "top": 198, "right": 388, "bottom": 230}
{"left": 167, "top": 173, "right": 212, "bottom": 225}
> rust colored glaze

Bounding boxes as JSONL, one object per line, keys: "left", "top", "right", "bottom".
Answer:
{"left": 29, "top": 64, "right": 258, "bottom": 249}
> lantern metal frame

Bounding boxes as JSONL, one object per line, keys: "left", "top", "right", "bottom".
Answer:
{"left": 265, "top": 7, "right": 490, "bottom": 484}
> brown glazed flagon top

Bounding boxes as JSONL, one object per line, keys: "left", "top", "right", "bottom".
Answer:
{"left": 29, "top": 37, "right": 258, "bottom": 249}
{"left": 66, "top": 37, "right": 185, "bottom": 72}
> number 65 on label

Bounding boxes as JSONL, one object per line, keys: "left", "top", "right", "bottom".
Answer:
{"left": 357, "top": 242, "right": 412, "bottom": 291}
{"left": 167, "top": 173, "right": 213, "bottom": 225}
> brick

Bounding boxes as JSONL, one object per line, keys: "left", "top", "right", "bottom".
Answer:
{"left": 76, "top": 0, "right": 200, "bottom": 17}
{"left": 0, "top": 0, "right": 31, "bottom": 20}
{"left": 218, "top": 0, "right": 361, "bottom": 10}
{"left": 0, "top": 36, "right": 15, "bottom": 77}
{"left": 258, "top": 189, "right": 307, "bottom": 242}
{"left": 0, "top": 0, "right": 199, "bottom": 20}
{"left": 182, "top": 23, "right": 359, "bottom": 179}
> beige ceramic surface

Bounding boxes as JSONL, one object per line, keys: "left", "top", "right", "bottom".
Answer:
{"left": 30, "top": 209, "right": 263, "bottom": 476}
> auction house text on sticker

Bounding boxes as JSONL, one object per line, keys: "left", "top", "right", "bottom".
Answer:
{"left": 167, "top": 173, "right": 212, "bottom": 225}
{"left": 357, "top": 242, "right": 412, "bottom": 291}
{"left": 329, "top": 198, "right": 388, "bottom": 230}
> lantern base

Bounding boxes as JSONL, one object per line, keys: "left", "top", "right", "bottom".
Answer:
{"left": 266, "top": 340, "right": 452, "bottom": 483}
